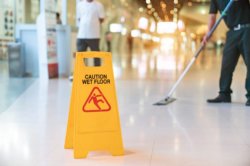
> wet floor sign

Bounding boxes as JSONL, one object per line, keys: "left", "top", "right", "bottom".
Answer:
{"left": 64, "top": 52, "right": 124, "bottom": 158}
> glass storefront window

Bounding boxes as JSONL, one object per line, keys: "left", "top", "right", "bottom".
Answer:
{"left": 0, "top": 0, "right": 40, "bottom": 59}
{"left": 0, "top": 0, "right": 15, "bottom": 59}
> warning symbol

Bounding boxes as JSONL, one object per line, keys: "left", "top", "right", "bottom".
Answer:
{"left": 82, "top": 87, "right": 111, "bottom": 112}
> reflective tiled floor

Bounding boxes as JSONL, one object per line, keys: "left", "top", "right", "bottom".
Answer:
{"left": 0, "top": 43, "right": 250, "bottom": 166}
{"left": 0, "top": 61, "right": 35, "bottom": 113}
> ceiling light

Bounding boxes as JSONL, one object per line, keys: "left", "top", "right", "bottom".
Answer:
{"left": 147, "top": 4, "right": 152, "bottom": 9}
{"left": 139, "top": 7, "right": 144, "bottom": 12}
{"left": 146, "top": 0, "right": 151, "bottom": 4}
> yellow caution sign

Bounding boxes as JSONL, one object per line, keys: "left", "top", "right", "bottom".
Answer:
{"left": 64, "top": 52, "right": 124, "bottom": 158}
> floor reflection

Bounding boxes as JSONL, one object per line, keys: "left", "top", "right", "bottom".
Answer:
{"left": 0, "top": 61, "right": 35, "bottom": 113}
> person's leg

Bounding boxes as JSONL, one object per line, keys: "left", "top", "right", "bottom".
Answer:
{"left": 240, "top": 28, "right": 250, "bottom": 105}
{"left": 77, "top": 39, "right": 88, "bottom": 52}
{"left": 86, "top": 39, "right": 101, "bottom": 66}
{"left": 219, "top": 31, "right": 240, "bottom": 95}
{"left": 86, "top": 39, "right": 100, "bottom": 51}
{"left": 107, "top": 41, "right": 111, "bottom": 52}
{"left": 207, "top": 31, "right": 240, "bottom": 103}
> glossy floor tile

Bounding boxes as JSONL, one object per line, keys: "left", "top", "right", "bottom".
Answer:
{"left": 0, "top": 44, "right": 250, "bottom": 166}
{"left": 0, "top": 61, "right": 35, "bottom": 113}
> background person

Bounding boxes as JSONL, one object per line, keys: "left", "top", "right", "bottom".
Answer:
{"left": 105, "top": 31, "right": 112, "bottom": 52}
{"left": 69, "top": 0, "right": 105, "bottom": 81}
{"left": 56, "top": 12, "right": 62, "bottom": 24}
{"left": 76, "top": 0, "right": 105, "bottom": 66}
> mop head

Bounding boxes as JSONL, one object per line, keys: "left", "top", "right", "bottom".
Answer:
{"left": 153, "top": 97, "right": 176, "bottom": 106}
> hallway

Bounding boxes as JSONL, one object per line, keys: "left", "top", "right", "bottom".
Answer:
{"left": 0, "top": 43, "right": 250, "bottom": 165}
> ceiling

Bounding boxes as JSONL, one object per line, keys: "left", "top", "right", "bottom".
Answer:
{"left": 138, "top": 0, "right": 210, "bottom": 21}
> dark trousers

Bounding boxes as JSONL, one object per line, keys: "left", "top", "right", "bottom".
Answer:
{"left": 106, "top": 41, "right": 111, "bottom": 52}
{"left": 219, "top": 28, "right": 250, "bottom": 99}
{"left": 76, "top": 38, "right": 101, "bottom": 66}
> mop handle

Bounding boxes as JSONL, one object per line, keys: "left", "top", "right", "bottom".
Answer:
{"left": 166, "top": 0, "right": 235, "bottom": 99}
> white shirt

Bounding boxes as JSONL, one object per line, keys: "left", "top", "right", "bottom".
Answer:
{"left": 77, "top": 0, "right": 105, "bottom": 39}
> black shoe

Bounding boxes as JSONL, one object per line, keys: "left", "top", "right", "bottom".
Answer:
{"left": 246, "top": 99, "right": 250, "bottom": 106}
{"left": 207, "top": 94, "right": 231, "bottom": 103}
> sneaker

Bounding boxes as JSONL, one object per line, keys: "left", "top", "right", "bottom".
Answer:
{"left": 207, "top": 94, "right": 231, "bottom": 103}
{"left": 69, "top": 75, "right": 73, "bottom": 82}
{"left": 246, "top": 99, "right": 250, "bottom": 106}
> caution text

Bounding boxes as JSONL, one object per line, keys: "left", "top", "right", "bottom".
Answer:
{"left": 82, "top": 74, "right": 111, "bottom": 85}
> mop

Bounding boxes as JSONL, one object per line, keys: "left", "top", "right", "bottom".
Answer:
{"left": 154, "top": 0, "right": 235, "bottom": 105}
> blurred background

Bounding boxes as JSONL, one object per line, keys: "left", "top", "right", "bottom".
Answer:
{"left": 0, "top": 0, "right": 228, "bottom": 73}
{"left": 0, "top": 0, "right": 228, "bottom": 111}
